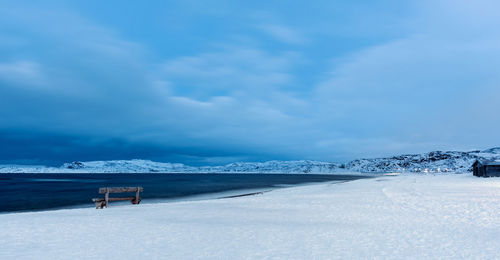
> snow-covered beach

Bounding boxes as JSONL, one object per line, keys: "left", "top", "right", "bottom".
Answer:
{"left": 1, "top": 173, "right": 499, "bottom": 259}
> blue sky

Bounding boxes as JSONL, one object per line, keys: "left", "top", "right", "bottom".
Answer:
{"left": 1, "top": 0, "right": 499, "bottom": 165}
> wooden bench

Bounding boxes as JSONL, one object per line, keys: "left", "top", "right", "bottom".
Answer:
{"left": 92, "top": 187, "right": 143, "bottom": 209}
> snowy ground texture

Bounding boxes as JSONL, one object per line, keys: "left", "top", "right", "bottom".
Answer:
{"left": 1, "top": 174, "right": 499, "bottom": 259}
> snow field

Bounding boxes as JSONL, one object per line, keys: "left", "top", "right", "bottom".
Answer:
{"left": 1, "top": 174, "right": 499, "bottom": 259}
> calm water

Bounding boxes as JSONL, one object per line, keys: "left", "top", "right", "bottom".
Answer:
{"left": 0, "top": 173, "right": 369, "bottom": 213}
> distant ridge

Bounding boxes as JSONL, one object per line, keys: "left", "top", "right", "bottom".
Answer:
{"left": 481, "top": 147, "right": 500, "bottom": 154}
{"left": 1, "top": 148, "right": 499, "bottom": 174}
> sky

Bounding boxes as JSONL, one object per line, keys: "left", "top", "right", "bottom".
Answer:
{"left": 1, "top": 0, "right": 500, "bottom": 166}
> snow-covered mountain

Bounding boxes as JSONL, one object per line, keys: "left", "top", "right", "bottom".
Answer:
{"left": 197, "top": 161, "right": 341, "bottom": 174}
{"left": 1, "top": 148, "right": 499, "bottom": 174}
{"left": 0, "top": 160, "right": 341, "bottom": 174}
{"left": 346, "top": 150, "right": 496, "bottom": 173}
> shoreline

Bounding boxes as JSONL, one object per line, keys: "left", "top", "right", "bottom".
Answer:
{"left": 1, "top": 174, "right": 498, "bottom": 259}
{"left": 0, "top": 175, "right": 364, "bottom": 214}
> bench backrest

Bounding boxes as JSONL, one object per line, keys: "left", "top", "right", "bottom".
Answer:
{"left": 99, "top": 187, "right": 143, "bottom": 194}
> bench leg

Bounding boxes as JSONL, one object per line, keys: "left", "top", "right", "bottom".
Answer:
{"left": 105, "top": 190, "right": 109, "bottom": 208}
{"left": 134, "top": 189, "right": 141, "bottom": 205}
{"left": 94, "top": 200, "right": 105, "bottom": 209}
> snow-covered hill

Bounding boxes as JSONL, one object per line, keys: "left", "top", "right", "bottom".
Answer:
{"left": 346, "top": 150, "right": 493, "bottom": 173}
{"left": 0, "top": 160, "right": 341, "bottom": 174}
{"left": 197, "top": 161, "right": 341, "bottom": 174}
{"left": 1, "top": 148, "right": 499, "bottom": 173}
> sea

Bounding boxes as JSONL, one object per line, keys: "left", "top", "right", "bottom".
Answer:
{"left": 0, "top": 173, "right": 369, "bottom": 213}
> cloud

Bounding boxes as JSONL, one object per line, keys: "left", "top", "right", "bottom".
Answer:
{"left": 313, "top": 0, "right": 500, "bottom": 155}
{"left": 0, "top": 61, "right": 47, "bottom": 87}
{"left": 0, "top": 7, "right": 154, "bottom": 137}
{"left": 1, "top": 0, "right": 499, "bottom": 165}
{"left": 259, "top": 24, "right": 306, "bottom": 44}
{"left": 159, "top": 47, "right": 300, "bottom": 96}
{"left": 0, "top": 4, "right": 313, "bottom": 164}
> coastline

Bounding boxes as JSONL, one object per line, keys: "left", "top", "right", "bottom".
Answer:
{"left": 0, "top": 174, "right": 367, "bottom": 213}
{"left": 2, "top": 173, "right": 498, "bottom": 259}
